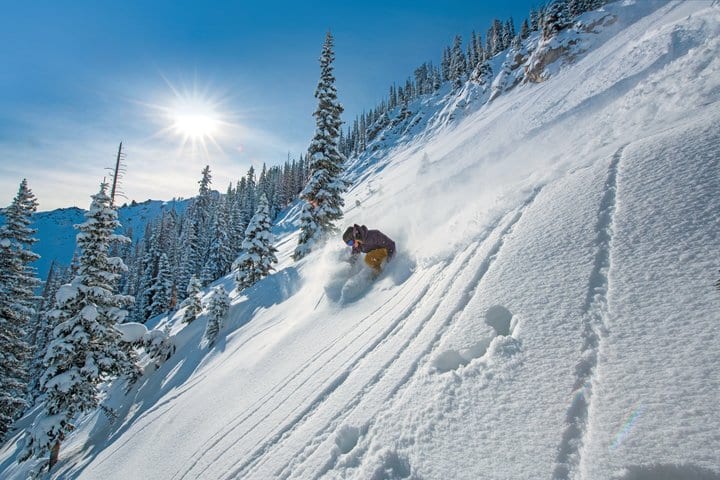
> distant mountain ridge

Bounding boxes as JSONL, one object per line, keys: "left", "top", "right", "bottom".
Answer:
{"left": 0, "top": 198, "right": 190, "bottom": 283}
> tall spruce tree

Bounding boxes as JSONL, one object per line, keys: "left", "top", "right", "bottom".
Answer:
{"left": 235, "top": 194, "right": 278, "bottom": 290}
{"left": 20, "top": 182, "right": 136, "bottom": 471}
{"left": 0, "top": 179, "right": 40, "bottom": 439}
{"left": 450, "top": 35, "right": 467, "bottom": 88}
{"left": 204, "top": 196, "right": 233, "bottom": 281}
{"left": 148, "top": 253, "right": 173, "bottom": 317}
{"left": 294, "top": 31, "right": 347, "bottom": 260}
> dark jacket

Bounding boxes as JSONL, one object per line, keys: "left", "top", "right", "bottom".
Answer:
{"left": 351, "top": 224, "right": 396, "bottom": 259}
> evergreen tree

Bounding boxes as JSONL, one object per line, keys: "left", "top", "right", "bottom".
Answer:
{"left": 474, "top": 32, "right": 485, "bottom": 63}
{"left": 181, "top": 275, "right": 202, "bottom": 323}
{"left": 196, "top": 165, "right": 213, "bottom": 228}
{"left": 235, "top": 194, "right": 278, "bottom": 290}
{"left": 27, "top": 262, "right": 70, "bottom": 403}
{"left": 294, "top": 32, "right": 347, "bottom": 260}
{"left": 487, "top": 19, "right": 504, "bottom": 56}
{"left": 20, "top": 182, "right": 136, "bottom": 471}
{"left": 148, "top": 253, "right": 173, "bottom": 317}
{"left": 503, "top": 18, "right": 516, "bottom": 49}
{"left": 242, "top": 166, "right": 256, "bottom": 228}
{"left": 0, "top": 179, "right": 39, "bottom": 438}
{"left": 143, "top": 325, "right": 175, "bottom": 368}
{"left": 177, "top": 212, "right": 200, "bottom": 298}
{"left": 441, "top": 47, "right": 451, "bottom": 82}
{"left": 520, "top": 18, "right": 531, "bottom": 40}
{"left": 450, "top": 35, "right": 467, "bottom": 89}
{"left": 197, "top": 166, "right": 216, "bottom": 284}
{"left": 204, "top": 286, "right": 230, "bottom": 347}
{"left": 543, "top": 0, "right": 571, "bottom": 39}
{"left": 136, "top": 225, "right": 160, "bottom": 321}
{"left": 205, "top": 195, "right": 234, "bottom": 281}
{"left": 530, "top": 7, "right": 540, "bottom": 31}
{"left": 468, "top": 32, "right": 479, "bottom": 69}
{"left": 568, "top": 0, "right": 587, "bottom": 18}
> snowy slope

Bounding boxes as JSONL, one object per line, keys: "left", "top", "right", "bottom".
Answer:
{"left": 2, "top": 1, "right": 719, "bottom": 479}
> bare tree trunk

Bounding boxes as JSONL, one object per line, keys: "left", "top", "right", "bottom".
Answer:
{"left": 49, "top": 440, "right": 61, "bottom": 471}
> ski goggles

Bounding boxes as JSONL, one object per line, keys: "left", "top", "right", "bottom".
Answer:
{"left": 346, "top": 239, "right": 355, "bottom": 246}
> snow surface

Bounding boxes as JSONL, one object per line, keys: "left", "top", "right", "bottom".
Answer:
{"left": 2, "top": 1, "right": 720, "bottom": 479}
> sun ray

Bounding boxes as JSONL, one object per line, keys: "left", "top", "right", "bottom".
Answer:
{"left": 143, "top": 76, "right": 238, "bottom": 158}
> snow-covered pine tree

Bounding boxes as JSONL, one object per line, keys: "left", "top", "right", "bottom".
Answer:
{"left": 0, "top": 179, "right": 40, "bottom": 439}
{"left": 441, "top": 47, "right": 451, "bottom": 82}
{"left": 520, "top": 18, "right": 531, "bottom": 40}
{"left": 242, "top": 165, "right": 256, "bottom": 228}
{"left": 487, "top": 18, "right": 504, "bottom": 56}
{"left": 136, "top": 224, "right": 160, "bottom": 321}
{"left": 280, "top": 161, "right": 293, "bottom": 208}
{"left": 181, "top": 274, "right": 202, "bottom": 323}
{"left": 468, "top": 32, "right": 479, "bottom": 69}
{"left": 20, "top": 182, "right": 136, "bottom": 471}
{"left": 200, "top": 210, "right": 219, "bottom": 286}
{"left": 450, "top": 35, "right": 467, "bottom": 89}
{"left": 204, "top": 285, "right": 230, "bottom": 347}
{"left": 204, "top": 195, "right": 233, "bottom": 281}
{"left": 568, "top": 0, "right": 582, "bottom": 18}
{"left": 197, "top": 166, "right": 216, "bottom": 285}
{"left": 28, "top": 262, "right": 71, "bottom": 403}
{"left": 293, "top": 31, "right": 347, "bottom": 260}
{"left": 176, "top": 212, "right": 200, "bottom": 299}
{"left": 530, "top": 7, "right": 540, "bottom": 31}
{"left": 196, "top": 165, "right": 213, "bottom": 227}
{"left": 143, "top": 325, "right": 175, "bottom": 368}
{"left": 543, "top": 0, "right": 572, "bottom": 40}
{"left": 503, "top": 18, "right": 516, "bottom": 49}
{"left": 235, "top": 194, "right": 278, "bottom": 290}
{"left": 229, "top": 191, "right": 246, "bottom": 262}
{"left": 148, "top": 253, "right": 173, "bottom": 318}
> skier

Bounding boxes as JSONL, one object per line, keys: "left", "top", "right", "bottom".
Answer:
{"left": 342, "top": 224, "right": 396, "bottom": 275}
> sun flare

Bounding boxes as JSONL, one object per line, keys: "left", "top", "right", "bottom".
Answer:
{"left": 171, "top": 108, "right": 220, "bottom": 141}
{"left": 149, "top": 78, "right": 235, "bottom": 156}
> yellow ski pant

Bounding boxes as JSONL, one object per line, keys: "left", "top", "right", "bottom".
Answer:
{"left": 364, "top": 248, "right": 388, "bottom": 274}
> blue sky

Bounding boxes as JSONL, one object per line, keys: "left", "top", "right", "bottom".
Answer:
{"left": 0, "top": 0, "right": 534, "bottom": 211}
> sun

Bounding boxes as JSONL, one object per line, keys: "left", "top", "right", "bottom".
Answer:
{"left": 170, "top": 101, "right": 221, "bottom": 141}
{"left": 148, "top": 77, "right": 235, "bottom": 156}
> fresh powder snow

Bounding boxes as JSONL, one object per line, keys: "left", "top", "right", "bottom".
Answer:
{"left": 1, "top": 1, "right": 719, "bottom": 479}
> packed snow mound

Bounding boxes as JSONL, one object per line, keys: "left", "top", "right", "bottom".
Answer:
{"left": 2, "top": 1, "right": 719, "bottom": 479}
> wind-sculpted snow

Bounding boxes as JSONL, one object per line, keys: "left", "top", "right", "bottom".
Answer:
{"left": 2, "top": 2, "right": 719, "bottom": 479}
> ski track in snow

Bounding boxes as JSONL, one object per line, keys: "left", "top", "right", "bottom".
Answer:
{"left": 173, "top": 267, "right": 433, "bottom": 480}
{"left": 291, "top": 187, "right": 541, "bottom": 480}
{"left": 324, "top": 187, "right": 542, "bottom": 477}
{"left": 271, "top": 243, "right": 488, "bottom": 479}
{"left": 553, "top": 147, "right": 623, "bottom": 480}
{"left": 221, "top": 187, "right": 542, "bottom": 480}
{"left": 381, "top": 186, "right": 542, "bottom": 405}
{"left": 214, "top": 271, "right": 437, "bottom": 480}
